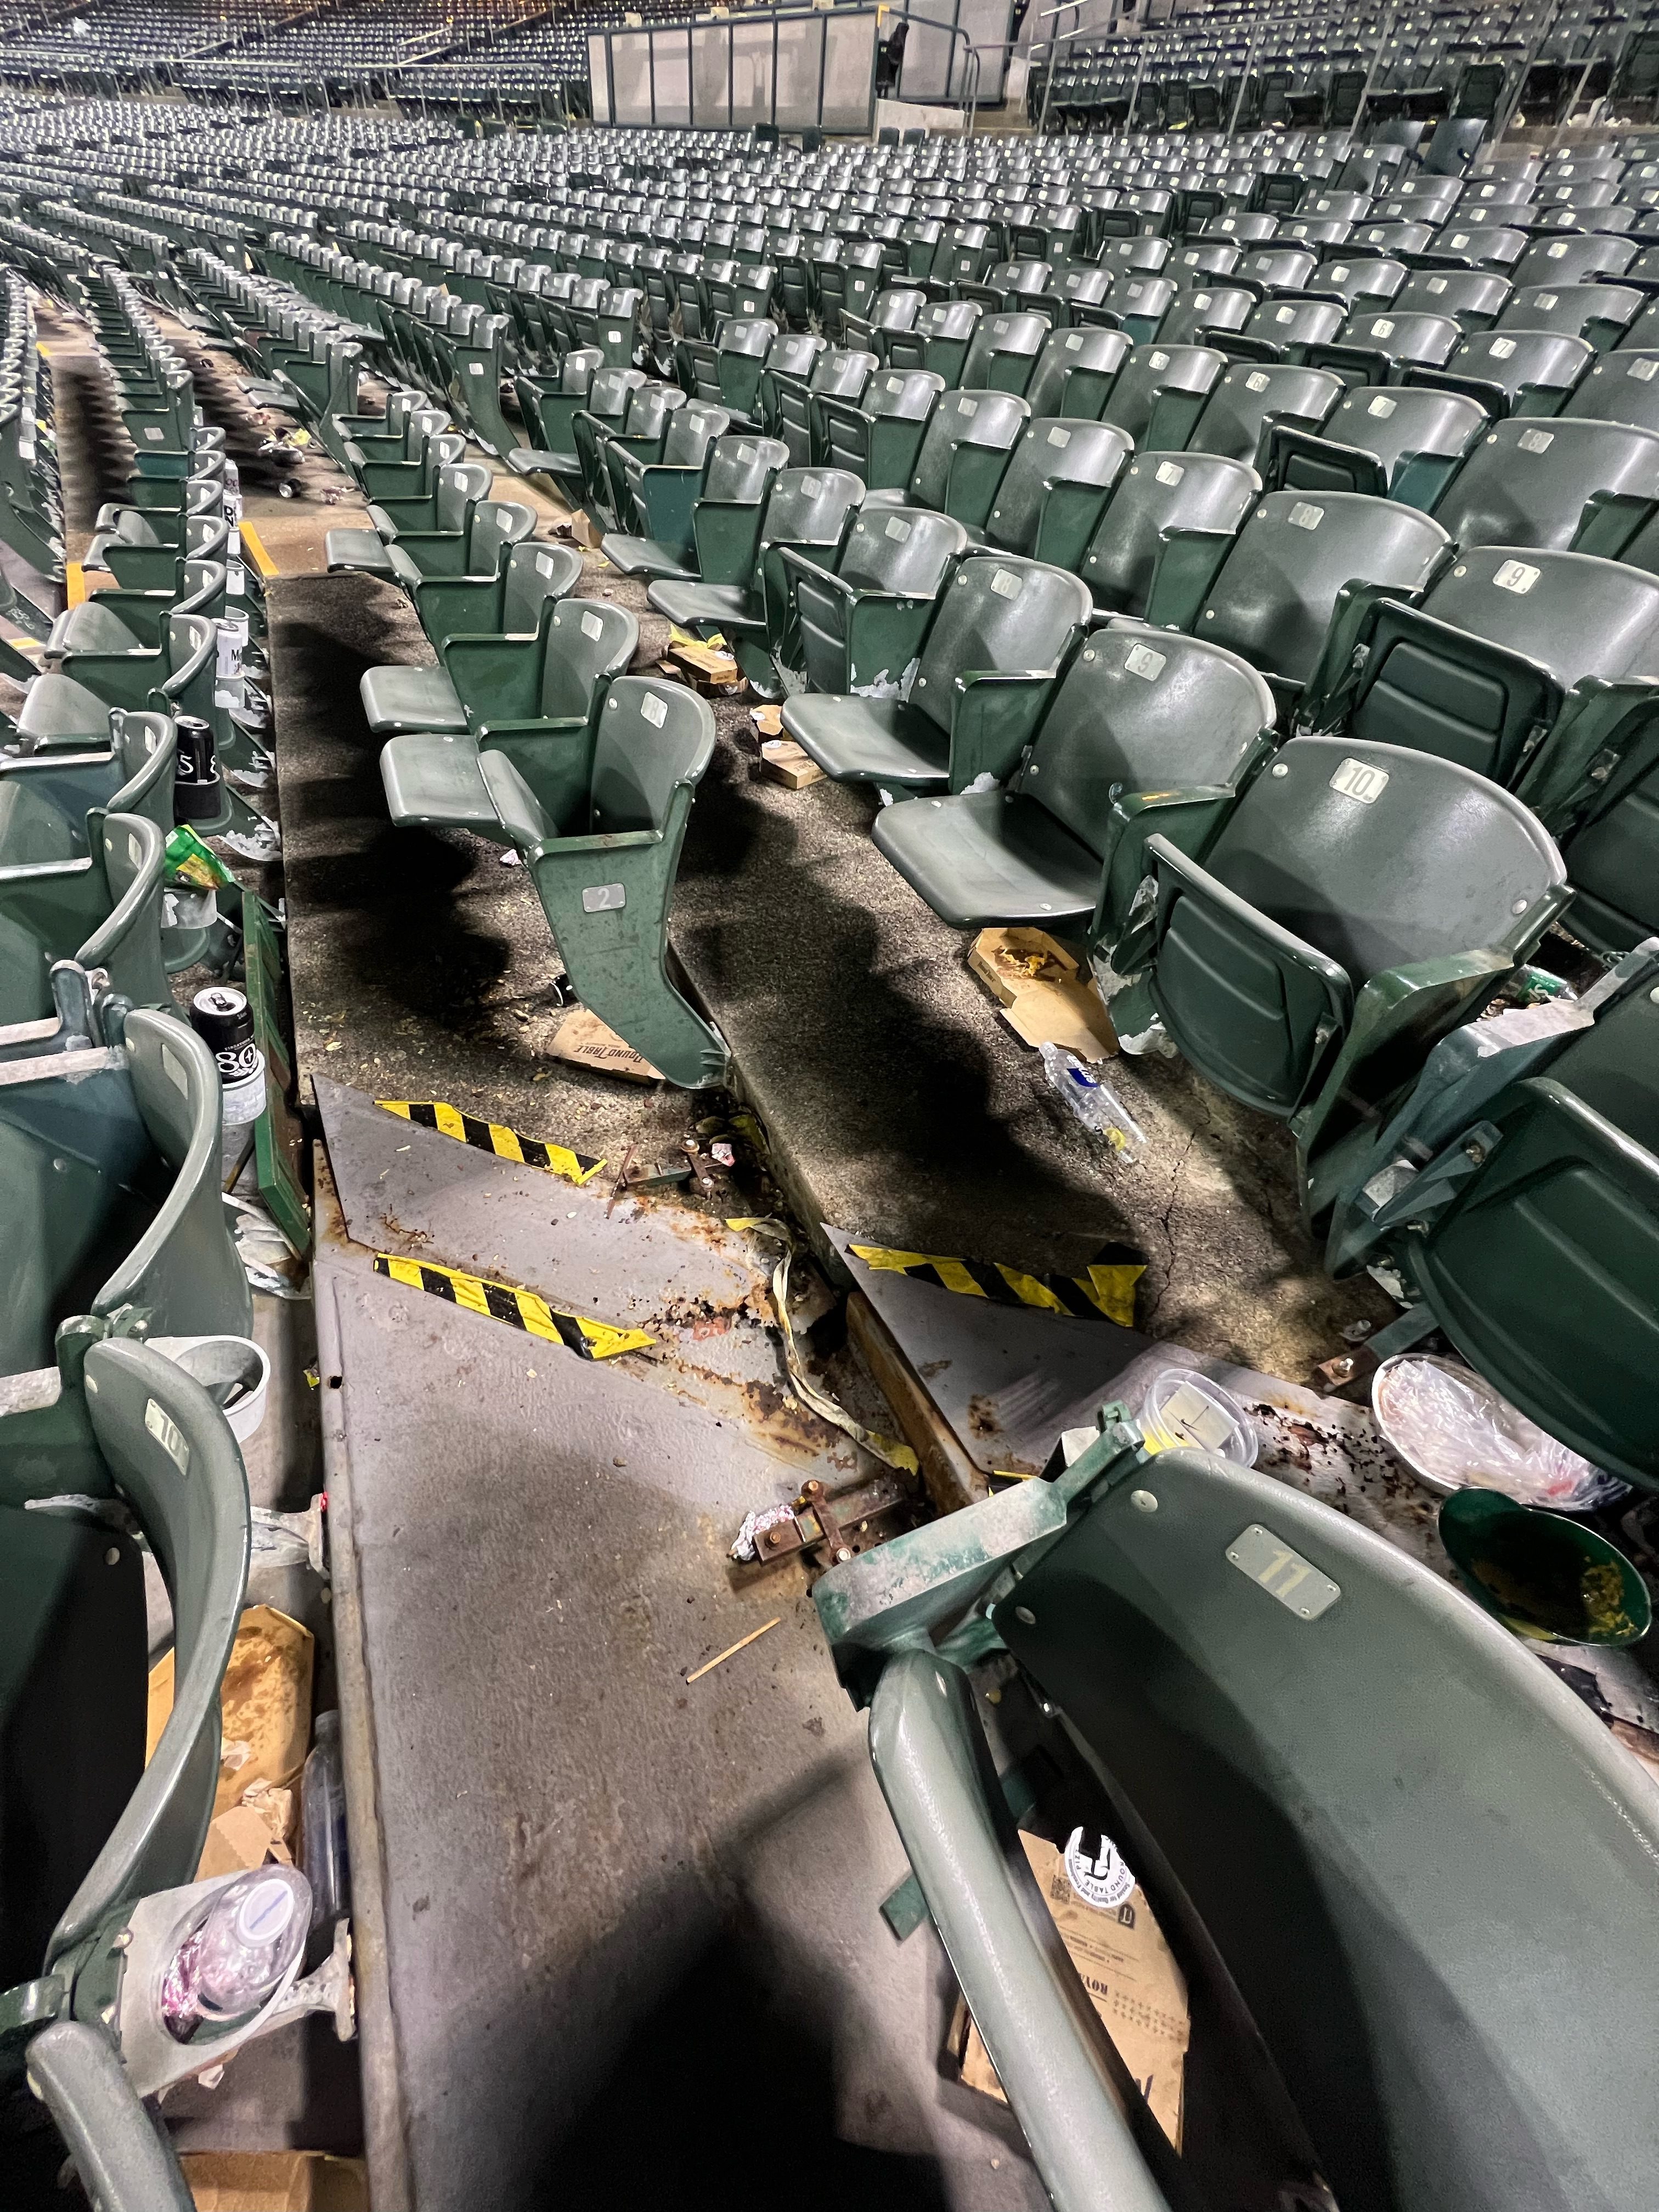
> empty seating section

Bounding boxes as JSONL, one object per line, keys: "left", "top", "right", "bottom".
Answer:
{"left": 1, "top": 52, "right": 1658, "bottom": 2212}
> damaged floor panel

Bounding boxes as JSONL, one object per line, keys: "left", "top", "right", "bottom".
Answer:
{"left": 312, "top": 1118, "right": 1049, "bottom": 2211}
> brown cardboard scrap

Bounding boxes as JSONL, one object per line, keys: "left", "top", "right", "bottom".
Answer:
{"left": 148, "top": 1605, "right": 314, "bottom": 1820}
{"left": 180, "top": 2148, "right": 369, "bottom": 2210}
{"left": 749, "top": 702, "right": 785, "bottom": 739}
{"left": 196, "top": 1802, "right": 295, "bottom": 1881}
{"left": 549, "top": 1006, "right": 664, "bottom": 1084}
{"left": 968, "top": 927, "right": 1116, "bottom": 1062}
{"left": 758, "top": 738, "right": 825, "bottom": 789}
{"left": 667, "top": 625, "right": 739, "bottom": 686}
{"left": 950, "top": 1833, "right": 1188, "bottom": 2148}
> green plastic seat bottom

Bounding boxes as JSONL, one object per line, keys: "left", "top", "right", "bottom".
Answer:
{"left": 360, "top": 663, "right": 467, "bottom": 737}
{"left": 782, "top": 694, "right": 949, "bottom": 789}
{"left": 507, "top": 447, "right": 577, "bottom": 479}
{"left": 325, "top": 527, "right": 395, "bottom": 575}
{"left": 873, "top": 788, "right": 1102, "bottom": 927}
{"left": 380, "top": 732, "right": 505, "bottom": 838}
{"left": 599, "top": 532, "right": 697, "bottom": 581}
{"left": 645, "top": 580, "right": 762, "bottom": 633}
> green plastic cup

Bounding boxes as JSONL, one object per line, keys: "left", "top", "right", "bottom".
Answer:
{"left": 1438, "top": 1490, "right": 1652, "bottom": 1650}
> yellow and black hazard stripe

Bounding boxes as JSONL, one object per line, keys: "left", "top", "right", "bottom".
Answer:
{"left": 377, "top": 1098, "right": 605, "bottom": 1187}
{"left": 847, "top": 1242, "right": 1146, "bottom": 1329}
{"left": 373, "top": 1254, "right": 652, "bottom": 1361}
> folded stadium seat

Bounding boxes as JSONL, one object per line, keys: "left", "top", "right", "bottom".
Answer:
{"left": 1090, "top": 273, "right": 1176, "bottom": 345}
{"left": 973, "top": 417, "right": 1133, "bottom": 568}
{"left": 1560, "top": 348, "right": 1659, "bottom": 434}
{"left": 1527, "top": 707, "right": 1659, "bottom": 955}
{"left": 674, "top": 318, "right": 778, "bottom": 423}
{"left": 817, "top": 1432, "right": 1659, "bottom": 2212}
{"left": 1098, "top": 341, "right": 1227, "bottom": 447}
{"left": 956, "top": 311, "right": 1053, "bottom": 398}
{"left": 1022, "top": 325, "right": 1133, "bottom": 420}
{"left": 1420, "top": 221, "right": 1529, "bottom": 277}
{"left": 1299, "top": 309, "right": 1464, "bottom": 387}
{"left": 1099, "top": 236, "right": 1175, "bottom": 282}
{"left": 603, "top": 429, "right": 783, "bottom": 584}
{"left": 1262, "top": 385, "right": 1490, "bottom": 504}
{"left": 957, "top": 259, "right": 1054, "bottom": 319}
{"left": 1305, "top": 546, "right": 1659, "bottom": 789}
{"left": 0, "top": 1014, "right": 253, "bottom": 1500}
{"left": 573, "top": 377, "right": 686, "bottom": 526}
{"left": 648, "top": 467, "right": 864, "bottom": 687}
{"left": 858, "top": 388, "right": 1030, "bottom": 532}
{"left": 1510, "top": 230, "right": 1638, "bottom": 289}
{"left": 1127, "top": 732, "right": 1568, "bottom": 1163}
{"left": 749, "top": 331, "right": 822, "bottom": 442}
{"left": 766, "top": 346, "right": 873, "bottom": 466}
{"left": 783, "top": 552, "right": 1092, "bottom": 795}
{"left": 92, "top": 509, "right": 231, "bottom": 596}
{"left": 774, "top": 506, "right": 969, "bottom": 696}
{"left": 1204, "top": 211, "right": 1280, "bottom": 247}
{"left": 380, "top": 599, "right": 637, "bottom": 827}
{"left": 1619, "top": 290, "right": 1659, "bottom": 354}
{"left": 1171, "top": 243, "right": 1245, "bottom": 285}
{"left": 1184, "top": 363, "right": 1344, "bottom": 465}
{"left": 386, "top": 496, "right": 535, "bottom": 608}
{"left": 1342, "top": 973, "right": 1659, "bottom": 1488}
{"left": 0, "top": 809, "right": 169, "bottom": 1023}
{"left": 1392, "top": 267, "right": 1513, "bottom": 330}
{"left": 842, "top": 285, "right": 924, "bottom": 364}
{"left": 1213, "top": 293, "right": 1346, "bottom": 365}
{"left": 873, "top": 621, "right": 1276, "bottom": 946}
{"left": 883, "top": 300, "right": 984, "bottom": 386}
{"left": 1036, "top": 266, "right": 1113, "bottom": 326}
{"left": 86, "top": 473, "right": 221, "bottom": 568}
{"left": 42, "top": 602, "right": 219, "bottom": 730}
{"left": 1432, "top": 416, "right": 1659, "bottom": 551}
{"left": 1413, "top": 327, "right": 1595, "bottom": 418}
{"left": 1304, "top": 256, "right": 1409, "bottom": 312}
{"left": 477, "top": 678, "right": 725, "bottom": 1089}
{"left": 360, "top": 542, "right": 585, "bottom": 733}
{"left": 1149, "top": 489, "right": 1452, "bottom": 716}
{"left": 507, "top": 346, "right": 605, "bottom": 482}
{"left": 1498, "top": 283, "right": 1644, "bottom": 354}
{"left": 1235, "top": 245, "right": 1319, "bottom": 296}
{"left": 1082, "top": 450, "right": 1261, "bottom": 618}
{"left": 0, "top": 710, "right": 174, "bottom": 865}
{"left": 818, "top": 366, "right": 944, "bottom": 493}
{"left": 326, "top": 459, "right": 492, "bottom": 577}
{"left": 1154, "top": 284, "right": 1254, "bottom": 349}
{"left": 816, "top": 242, "right": 885, "bottom": 341}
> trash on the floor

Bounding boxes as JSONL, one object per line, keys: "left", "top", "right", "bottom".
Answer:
{"left": 749, "top": 702, "right": 784, "bottom": 739}
{"left": 948, "top": 1832, "right": 1189, "bottom": 2148}
{"left": 1373, "top": 1353, "right": 1627, "bottom": 1510}
{"left": 228, "top": 1190, "right": 309, "bottom": 1291}
{"left": 735, "top": 1217, "right": 919, "bottom": 1473}
{"left": 376, "top": 1095, "right": 606, "bottom": 1186}
{"left": 149, "top": 1605, "right": 314, "bottom": 1872}
{"left": 166, "top": 821, "right": 236, "bottom": 889}
{"left": 667, "top": 624, "right": 739, "bottom": 687}
{"left": 302, "top": 1711, "right": 351, "bottom": 1936}
{"left": 846, "top": 1236, "right": 1146, "bottom": 1328}
{"left": 372, "top": 1251, "right": 654, "bottom": 1361}
{"left": 1039, "top": 1042, "right": 1148, "bottom": 1162}
{"left": 179, "top": 2148, "right": 369, "bottom": 2210}
{"left": 1137, "top": 1368, "right": 1259, "bottom": 1466}
{"left": 222, "top": 813, "right": 283, "bottom": 865}
{"left": 191, "top": 983, "right": 267, "bottom": 1126}
{"left": 758, "top": 737, "right": 824, "bottom": 788}
{"left": 1439, "top": 1489, "right": 1651, "bottom": 1649}
{"left": 197, "top": 1799, "right": 295, "bottom": 1881}
{"left": 250, "top": 1494, "right": 329, "bottom": 1580}
{"left": 549, "top": 1006, "right": 664, "bottom": 1082}
{"left": 152, "top": 1331, "right": 271, "bottom": 1443}
{"left": 684, "top": 1616, "right": 781, "bottom": 1683}
{"left": 729, "top": 1466, "right": 923, "bottom": 1569}
{"left": 710, "top": 1139, "right": 736, "bottom": 1167}
{"left": 970, "top": 927, "right": 1116, "bottom": 1061}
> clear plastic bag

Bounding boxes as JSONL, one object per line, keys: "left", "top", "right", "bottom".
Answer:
{"left": 1372, "top": 1354, "right": 1627, "bottom": 1511}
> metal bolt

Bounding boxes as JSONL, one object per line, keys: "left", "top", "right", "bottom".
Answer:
{"left": 105, "top": 1546, "right": 121, "bottom": 1567}
{"left": 1512, "top": 897, "right": 1529, "bottom": 915}
{"left": 1271, "top": 762, "right": 1289, "bottom": 777}
{"left": 836, "top": 1545, "right": 853, "bottom": 1563}
{"left": 1130, "top": 1489, "right": 1159, "bottom": 1513}
{"left": 1014, "top": 1604, "right": 1036, "bottom": 1625}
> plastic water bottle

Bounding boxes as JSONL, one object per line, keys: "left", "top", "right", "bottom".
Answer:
{"left": 301, "top": 1710, "right": 351, "bottom": 1938}
{"left": 1039, "top": 1044, "right": 1148, "bottom": 1165}
{"left": 160, "top": 1864, "right": 312, "bottom": 2041}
